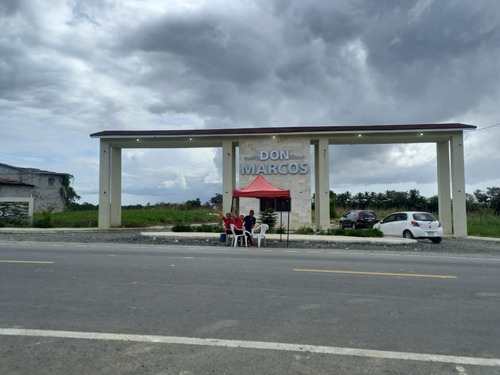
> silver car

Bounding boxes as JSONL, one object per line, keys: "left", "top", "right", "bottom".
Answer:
{"left": 373, "top": 211, "right": 443, "bottom": 243}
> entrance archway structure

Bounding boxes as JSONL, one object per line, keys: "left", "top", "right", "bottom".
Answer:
{"left": 91, "top": 123, "right": 475, "bottom": 236}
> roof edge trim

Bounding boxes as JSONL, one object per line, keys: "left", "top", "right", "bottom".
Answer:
{"left": 90, "top": 123, "right": 476, "bottom": 139}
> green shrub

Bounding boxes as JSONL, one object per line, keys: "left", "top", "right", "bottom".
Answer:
{"left": 33, "top": 208, "right": 55, "bottom": 228}
{"left": 325, "top": 227, "right": 346, "bottom": 236}
{"left": 33, "top": 219, "right": 54, "bottom": 228}
{"left": 0, "top": 216, "right": 30, "bottom": 227}
{"left": 194, "top": 224, "right": 223, "bottom": 233}
{"left": 171, "top": 224, "right": 224, "bottom": 233}
{"left": 172, "top": 224, "right": 193, "bottom": 232}
{"left": 324, "top": 227, "right": 383, "bottom": 237}
{"left": 259, "top": 208, "right": 278, "bottom": 229}
{"left": 330, "top": 199, "right": 337, "bottom": 219}
{"left": 295, "top": 226, "right": 315, "bottom": 235}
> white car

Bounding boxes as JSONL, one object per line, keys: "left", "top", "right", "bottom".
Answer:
{"left": 373, "top": 211, "right": 443, "bottom": 243}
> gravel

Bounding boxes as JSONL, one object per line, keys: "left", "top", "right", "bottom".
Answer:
{"left": 1, "top": 228, "right": 499, "bottom": 257}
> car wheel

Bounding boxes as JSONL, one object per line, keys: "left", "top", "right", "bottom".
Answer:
{"left": 403, "top": 230, "right": 414, "bottom": 239}
{"left": 431, "top": 237, "right": 442, "bottom": 244}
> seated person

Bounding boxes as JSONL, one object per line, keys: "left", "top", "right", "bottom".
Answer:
{"left": 217, "top": 208, "right": 233, "bottom": 234}
{"left": 225, "top": 213, "right": 245, "bottom": 246}
{"left": 232, "top": 214, "right": 244, "bottom": 234}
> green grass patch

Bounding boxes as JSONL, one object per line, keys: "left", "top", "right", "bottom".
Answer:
{"left": 33, "top": 210, "right": 98, "bottom": 228}
{"left": 120, "top": 209, "right": 216, "bottom": 227}
{"left": 32, "top": 209, "right": 218, "bottom": 228}
{"left": 467, "top": 216, "right": 500, "bottom": 238}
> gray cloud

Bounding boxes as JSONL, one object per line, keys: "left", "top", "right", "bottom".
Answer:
{"left": 1, "top": 0, "right": 499, "bottom": 204}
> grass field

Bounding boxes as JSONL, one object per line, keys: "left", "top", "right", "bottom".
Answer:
{"left": 467, "top": 216, "right": 500, "bottom": 237}
{"left": 16, "top": 208, "right": 499, "bottom": 238}
{"left": 30, "top": 208, "right": 219, "bottom": 228}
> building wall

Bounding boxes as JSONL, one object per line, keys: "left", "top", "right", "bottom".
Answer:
{"left": 0, "top": 164, "right": 65, "bottom": 213}
{"left": 238, "top": 136, "right": 311, "bottom": 230}
{"left": 0, "top": 184, "right": 34, "bottom": 198}
{"left": 30, "top": 174, "right": 65, "bottom": 213}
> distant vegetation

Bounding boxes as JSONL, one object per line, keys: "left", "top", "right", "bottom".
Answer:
{"left": 326, "top": 187, "right": 500, "bottom": 237}
{"left": 314, "top": 187, "right": 500, "bottom": 218}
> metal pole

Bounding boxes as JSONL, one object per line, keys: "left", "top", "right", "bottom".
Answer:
{"left": 287, "top": 210, "right": 290, "bottom": 248}
{"left": 280, "top": 211, "right": 283, "bottom": 242}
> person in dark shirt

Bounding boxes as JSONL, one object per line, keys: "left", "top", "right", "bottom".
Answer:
{"left": 243, "top": 210, "right": 256, "bottom": 246}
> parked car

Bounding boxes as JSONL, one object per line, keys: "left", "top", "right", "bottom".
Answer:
{"left": 339, "top": 210, "right": 379, "bottom": 229}
{"left": 373, "top": 211, "right": 443, "bottom": 243}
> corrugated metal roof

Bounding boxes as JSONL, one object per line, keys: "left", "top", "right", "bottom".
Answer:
{"left": 0, "top": 178, "right": 35, "bottom": 187}
{"left": 90, "top": 123, "right": 476, "bottom": 138}
{"left": 0, "top": 162, "right": 65, "bottom": 176}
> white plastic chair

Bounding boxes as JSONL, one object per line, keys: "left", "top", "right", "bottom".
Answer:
{"left": 244, "top": 229, "right": 254, "bottom": 246}
{"left": 230, "top": 223, "right": 247, "bottom": 247}
{"left": 254, "top": 224, "right": 269, "bottom": 247}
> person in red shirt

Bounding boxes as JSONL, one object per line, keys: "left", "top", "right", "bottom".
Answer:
{"left": 217, "top": 208, "right": 233, "bottom": 234}
{"left": 232, "top": 214, "right": 244, "bottom": 232}
{"left": 218, "top": 209, "right": 246, "bottom": 245}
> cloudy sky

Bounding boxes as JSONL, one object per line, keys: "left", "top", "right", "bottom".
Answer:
{"left": 1, "top": 0, "right": 499, "bottom": 206}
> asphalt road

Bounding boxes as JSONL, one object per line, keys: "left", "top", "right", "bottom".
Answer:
{"left": 1, "top": 241, "right": 500, "bottom": 374}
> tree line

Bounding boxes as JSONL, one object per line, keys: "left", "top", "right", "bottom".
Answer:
{"left": 69, "top": 198, "right": 211, "bottom": 211}
{"left": 68, "top": 188, "right": 500, "bottom": 216}
{"left": 316, "top": 187, "right": 500, "bottom": 216}
{"left": 466, "top": 187, "right": 500, "bottom": 215}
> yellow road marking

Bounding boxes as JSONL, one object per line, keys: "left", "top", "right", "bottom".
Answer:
{"left": 293, "top": 269, "right": 456, "bottom": 279}
{"left": 0, "top": 260, "right": 54, "bottom": 264}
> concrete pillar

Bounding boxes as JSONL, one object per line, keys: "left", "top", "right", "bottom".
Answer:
{"left": 451, "top": 132, "right": 467, "bottom": 236}
{"left": 314, "top": 138, "right": 330, "bottom": 230}
{"left": 222, "top": 140, "right": 236, "bottom": 215}
{"left": 436, "top": 141, "right": 452, "bottom": 235}
{"left": 98, "top": 140, "right": 111, "bottom": 229}
{"left": 27, "top": 196, "right": 34, "bottom": 226}
{"left": 110, "top": 147, "right": 122, "bottom": 227}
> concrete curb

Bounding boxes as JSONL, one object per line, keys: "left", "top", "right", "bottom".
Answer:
{"left": 1, "top": 227, "right": 498, "bottom": 244}
{"left": 140, "top": 231, "right": 417, "bottom": 244}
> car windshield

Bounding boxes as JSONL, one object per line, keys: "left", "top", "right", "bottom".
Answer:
{"left": 361, "top": 211, "right": 377, "bottom": 217}
{"left": 412, "top": 213, "right": 436, "bottom": 221}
